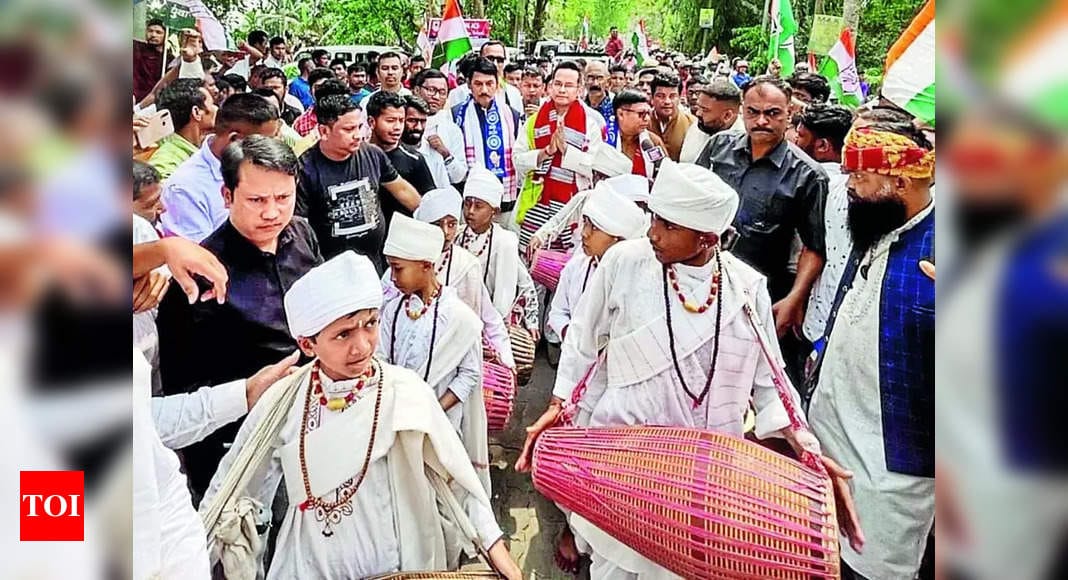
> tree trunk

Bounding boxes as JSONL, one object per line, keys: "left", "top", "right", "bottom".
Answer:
{"left": 466, "top": 0, "right": 485, "bottom": 18}
{"left": 842, "top": 0, "right": 864, "bottom": 33}
{"left": 529, "top": 0, "right": 550, "bottom": 44}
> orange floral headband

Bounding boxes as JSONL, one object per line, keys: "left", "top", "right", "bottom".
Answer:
{"left": 842, "top": 127, "right": 935, "bottom": 179}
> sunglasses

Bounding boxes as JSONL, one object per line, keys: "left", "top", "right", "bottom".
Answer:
{"left": 486, "top": 56, "right": 507, "bottom": 64}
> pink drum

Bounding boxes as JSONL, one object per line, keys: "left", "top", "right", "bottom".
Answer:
{"left": 530, "top": 249, "right": 570, "bottom": 291}
{"left": 482, "top": 361, "right": 516, "bottom": 432}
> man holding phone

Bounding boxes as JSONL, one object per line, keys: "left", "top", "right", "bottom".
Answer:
{"left": 149, "top": 78, "right": 217, "bottom": 179}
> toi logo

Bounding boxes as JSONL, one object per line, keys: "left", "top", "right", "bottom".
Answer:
{"left": 20, "top": 471, "right": 84, "bottom": 541}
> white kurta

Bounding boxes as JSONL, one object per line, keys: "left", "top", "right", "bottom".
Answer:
{"left": 151, "top": 380, "right": 247, "bottom": 450}
{"left": 808, "top": 204, "right": 936, "bottom": 579}
{"left": 546, "top": 252, "right": 597, "bottom": 342}
{"left": 456, "top": 224, "right": 539, "bottom": 331}
{"left": 201, "top": 363, "right": 503, "bottom": 578}
{"left": 553, "top": 239, "right": 800, "bottom": 579}
{"left": 133, "top": 213, "right": 169, "bottom": 395}
{"left": 425, "top": 110, "right": 468, "bottom": 185}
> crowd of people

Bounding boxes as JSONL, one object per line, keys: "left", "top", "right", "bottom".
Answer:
{"left": 133, "top": 19, "right": 934, "bottom": 580}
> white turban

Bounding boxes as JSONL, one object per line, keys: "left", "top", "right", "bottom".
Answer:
{"left": 383, "top": 214, "right": 444, "bottom": 263}
{"left": 647, "top": 160, "right": 739, "bottom": 235}
{"left": 463, "top": 167, "right": 504, "bottom": 209}
{"left": 284, "top": 251, "right": 382, "bottom": 338}
{"left": 591, "top": 143, "right": 632, "bottom": 177}
{"left": 602, "top": 173, "right": 650, "bottom": 205}
{"left": 583, "top": 182, "right": 648, "bottom": 240}
{"left": 414, "top": 187, "right": 462, "bottom": 224}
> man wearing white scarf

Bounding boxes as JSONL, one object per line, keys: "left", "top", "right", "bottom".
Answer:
{"left": 378, "top": 215, "right": 492, "bottom": 493}
{"left": 412, "top": 187, "right": 516, "bottom": 369}
{"left": 200, "top": 252, "right": 521, "bottom": 579}
{"left": 456, "top": 168, "right": 540, "bottom": 336}
{"left": 516, "top": 161, "right": 855, "bottom": 580}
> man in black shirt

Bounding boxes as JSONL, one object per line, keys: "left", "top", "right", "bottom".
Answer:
{"left": 296, "top": 94, "right": 421, "bottom": 272}
{"left": 156, "top": 135, "right": 323, "bottom": 496}
{"left": 366, "top": 90, "right": 435, "bottom": 224}
{"left": 696, "top": 75, "right": 828, "bottom": 340}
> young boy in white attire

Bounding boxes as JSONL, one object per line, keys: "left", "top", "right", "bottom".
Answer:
{"left": 457, "top": 166, "right": 540, "bottom": 338}
{"left": 201, "top": 251, "right": 521, "bottom": 579}
{"left": 378, "top": 214, "right": 492, "bottom": 493}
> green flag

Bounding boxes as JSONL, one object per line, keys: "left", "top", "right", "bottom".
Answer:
{"left": 767, "top": 0, "right": 797, "bottom": 76}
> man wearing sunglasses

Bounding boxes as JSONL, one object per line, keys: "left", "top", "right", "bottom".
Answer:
{"left": 446, "top": 41, "right": 523, "bottom": 113}
{"left": 696, "top": 75, "right": 829, "bottom": 384}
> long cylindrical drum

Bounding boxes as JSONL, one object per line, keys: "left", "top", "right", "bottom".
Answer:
{"left": 507, "top": 325, "right": 536, "bottom": 385}
{"left": 530, "top": 249, "right": 570, "bottom": 291}
{"left": 482, "top": 361, "right": 516, "bottom": 432}
{"left": 368, "top": 572, "right": 500, "bottom": 579}
{"left": 532, "top": 426, "right": 839, "bottom": 579}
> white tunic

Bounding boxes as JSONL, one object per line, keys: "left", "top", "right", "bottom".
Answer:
{"left": 807, "top": 204, "right": 935, "bottom": 579}
{"left": 456, "top": 224, "right": 539, "bottom": 331}
{"left": 425, "top": 110, "right": 469, "bottom": 186}
{"left": 546, "top": 252, "right": 597, "bottom": 342}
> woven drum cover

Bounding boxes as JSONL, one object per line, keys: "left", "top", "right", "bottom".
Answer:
{"left": 368, "top": 572, "right": 500, "bottom": 579}
{"left": 530, "top": 249, "right": 570, "bottom": 291}
{"left": 532, "top": 426, "right": 840, "bottom": 579}
{"left": 483, "top": 361, "right": 516, "bottom": 432}
{"left": 507, "top": 325, "right": 536, "bottom": 385}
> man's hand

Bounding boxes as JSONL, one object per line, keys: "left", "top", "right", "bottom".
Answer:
{"left": 427, "top": 134, "right": 449, "bottom": 157}
{"left": 525, "top": 103, "right": 539, "bottom": 118}
{"left": 919, "top": 259, "right": 935, "bottom": 281}
{"left": 133, "top": 270, "right": 171, "bottom": 313}
{"left": 526, "top": 235, "right": 545, "bottom": 261}
{"left": 245, "top": 350, "right": 301, "bottom": 409}
{"left": 772, "top": 293, "right": 806, "bottom": 338}
{"left": 823, "top": 455, "right": 865, "bottom": 553}
{"left": 159, "top": 237, "right": 229, "bottom": 304}
{"left": 551, "top": 127, "right": 568, "bottom": 156}
{"left": 515, "top": 402, "right": 562, "bottom": 472}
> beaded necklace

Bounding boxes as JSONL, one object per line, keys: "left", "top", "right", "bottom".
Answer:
{"left": 391, "top": 294, "right": 442, "bottom": 383}
{"left": 436, "top": 247, "right": 455, "bottom": 285}
{"left": 311, "top": 363, "right": 374, "bottom": 411}
{"left": 665, "top": 257, "right": 721, "bottom": 313}
{"left": 661, "top": 250, "right": 724, "bottom": 409}
{"left": 404, "top": 284, "right": 440, "bottom": 320}
{"left": 297, "top": 360, "right": 383, "bottom": 536}
{"left": 460, "top": 226, "right": 494, "bottom": 284}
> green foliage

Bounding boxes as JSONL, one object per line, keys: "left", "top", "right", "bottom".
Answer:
{"left": 729, "top": 24, "right": 768, "bottom": 69}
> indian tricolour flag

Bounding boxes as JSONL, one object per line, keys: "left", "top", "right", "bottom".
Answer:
{"left": 431, "top": 0, "right": 473, "bottom": 69}
{"left": 631, "top": 20, "right": 650, "bottom": 66}
{"left": 998, "top": 0, "right": 1068, "bottom": 128}
{"left": 819, "top": 28, "right": 864, "bottom": 107}
{"left": 883, "top": 0, "right": 935, "bottom": 126}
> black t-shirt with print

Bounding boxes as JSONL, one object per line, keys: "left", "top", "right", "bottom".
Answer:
{"left": 297, "top": 143, "right": 399, "bottom": 273}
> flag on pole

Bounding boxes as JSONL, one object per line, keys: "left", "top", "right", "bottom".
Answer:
{"left": 631, "top": 20, "right": 651, "bottom": 67}
{"left": 998, "top": 0, "right": 1068, "bottom": 128}
{"left": 767, "top": 0, "right": 797, "bottom": 76}
{"left": 580, "top": 15, "right": 590, "bottom": 50}
{"left": 883, "top": 0, "right": 935, "bottom": 125}
{"left": 431, "top": 0, "right": 473, "bottom": 69}
{"left": 416, "top": 23, "right": 434, "bottom": 63}
{"left": 819, "top": 28, "right": 864, "bottom": 107}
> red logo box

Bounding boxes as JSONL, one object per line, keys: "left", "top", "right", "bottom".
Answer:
{"left": 20, "top": 471, "right": 84, "bottom": 541}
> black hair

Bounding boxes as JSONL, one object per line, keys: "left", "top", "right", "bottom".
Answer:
{"left": 132, "top": 160, "right": 161, "bottom": 200}
{"left": 788, "top": 72, "right": 831, "bottom": 104}
{"left": 612, "top": 88, "right": 649, "bottom": 110}
{"left": 469, "top": 57, "right": 499, "bottom": 79}
{"left": 865, "top": 120, "right": 934, "bottom": 151}
{"left": 456, "top": 53, "right": 482, "bottom": 79}
{"left": 146, "top": 18, "right": 165, "bottom": 29}
{"left": 377, "top": 51, "right": 403, "bottom": 68}
{"left": 157, "top": 78, "right": 207, "bottom": 130}
{"left": 268, "top": 35, "right": 285, "bottom": 48}
{"left": 688, "top": 74, "right": 709, "bottom": 87}
{"left": 308, "top": 68, "right": 336, "bottom": 87}
{"left": 504, "top": 63, "right": 523, "bottom": 75}
{"left": 347, "top": 62, "right": 368, "bottom": 75}
{"left": 311, "top": 49, "right": 330, "bottom": 62}
{"left": 411, "top": 68, "right": 447, "bottom": 87}
{"left": 741, "top": 74, "right": 792, "bottom": 101}
{"left": 251, "top": 87, "right": 283, "bottom": 111}
{"left": 649, "top": 73, "right": 681, "bottom": 93}
{"left": 220, "top": 134, "right": 298, "bottom": 192}
{"left": 855, "top": 106, "right": 913, "bottom": 125}
{"left": 247, "top": 30, "right": 268, "bottom": 47}
{"left": 698, "top": 79, "right": 741, "bottom": 104}
{"left": 297, "top": 57, "right": 313, "bottom": 73}
{"left": 313, "top": 78, "right": 349, "bottom": 102}
{"left": 480, "top": 40, "right": 507, "bottom": 55}
{"left": 365, "top": 90, "right": 407, "bottom": 118}
{"left": 315, "top": 94, "right": 360, "bottom": 125}
{"left": 637, "top": 67, "right": 658, "bottom": 79}
{"left": 215, "top": 92, "right": 279, "bottom": 131}
{"left": 260, "top": 67, "right": 287, "bottom": 86}
{"left": 329, "top": 57, "right": 347, "bottom": 69}
{"left": 521, "top": 66, "right": 543, "bottom": 80}
{"left": 551, "top": 60, "right": 583, "bottom": 82}
{"left": 410, "top": 54, "right": 426, "bottom": 64}
{"left": 404, "top": 94, "right": 430, "bottom": 116}
{"left": 797, "top": 103, "right": 854, "bottom": 152}
{"left": 609, "top": 64, "right": 627, "bottom": 75}
{"left": 220, "top": 73, "right": 247, "bottom": 92}
{"left": 215, "top": 77, "right": 232, "bottom": 94}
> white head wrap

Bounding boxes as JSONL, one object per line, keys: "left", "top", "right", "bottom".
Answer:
{"left": 414, "top": 187, "right": 462, "bottom": 224}
{"left": 284, "top": 251, "right": 382, "bottom": 338}
{"left": 647, "top": 160, "right": 739, "bottom": 235}
{"left": 463, "top": 167, "right": 504, "bottom": 209}
{"left": 582, "top": 183, "right": 648, "bottom": 239}
{"left": 383, "top": 214, "right": 444, "bottom": 263}
{"left": 602, "top": 173, "right": 650, "bottom": 205}
{"left": 591, "top": 143, "right": 633, "bottom": 177}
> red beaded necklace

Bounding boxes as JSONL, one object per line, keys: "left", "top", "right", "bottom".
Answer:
{"left": 311, "top": 362, "right": 375, "bottom": 411}
{"left": 404, "top": 284, "right": 440, "bottom": 320}
{"left": 460, "top": 225, "right": 494, "bottom": 258}
{"left": 666, "top": 257, "right": 722, "bottom": 314}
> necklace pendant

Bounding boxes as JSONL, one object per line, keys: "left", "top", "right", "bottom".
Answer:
{"left": 684, "top": 301, "right": 700, "bottom": 313}
{"left": 326, "top": 398, "right": 348, "bottom": 411}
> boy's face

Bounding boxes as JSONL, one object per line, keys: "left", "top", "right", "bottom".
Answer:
{"left": 462, "top": 197, "right": 497, "bottom": 233}
{"left": 387, "top": 256, "right": 434, "bottom": 295}
{"left": 434, "top": 216, "right": 459, "bottom": 247}
{"left": 298, "top": 310, "right": 380, "bottom": 380}
{"left": 580, "top": 216, "right": 620, "bottom": 259}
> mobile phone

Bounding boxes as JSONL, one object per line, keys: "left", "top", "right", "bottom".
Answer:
{"left": 135, "top": 110, "right": 174, "bottom": 149}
